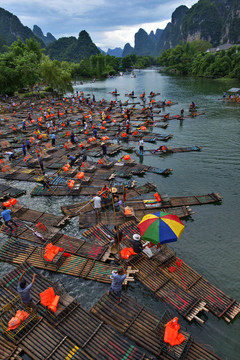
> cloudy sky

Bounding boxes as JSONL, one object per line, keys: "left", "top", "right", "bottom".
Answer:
{"left": 1, "top": 0, "right": 197, "bottom": 51}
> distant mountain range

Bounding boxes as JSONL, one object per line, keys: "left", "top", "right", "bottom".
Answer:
{"left": 32, "top": 25, "right": 56, "bottom": 46}
{"left": 0, "top": 0, "right": 239, "bottom": 60}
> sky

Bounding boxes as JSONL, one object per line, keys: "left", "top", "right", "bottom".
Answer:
{"left": 1, "top": 0, "right": 197, "bottom": 51}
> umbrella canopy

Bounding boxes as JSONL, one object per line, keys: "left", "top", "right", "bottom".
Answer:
{"left": 138, "top": 211, "right": 184, "bottom": 245}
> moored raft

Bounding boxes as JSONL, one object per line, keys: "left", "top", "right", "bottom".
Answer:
{"left": 91, "top": 293, "right": 223, "bottom": 360}
{"left": 0, "top": 264, "right": 151, "bottom": 360}
{"left": 0, "top": 237, "right": 137, "bottom": 284}
{"left": 117, "top": 221, "right": 240, "bottom": 323}
{"left": 135, "top": 146, "right": 202, "bottom": 156}
{"left": 61, "top": 182, "right": 157, "bottom": 217}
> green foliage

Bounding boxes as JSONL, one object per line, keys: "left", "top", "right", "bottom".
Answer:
{"left": 45, "top": 86, "right": 53, "bottom": 92}
{"left": 182, "top": 0, "right": 223, "bottom": 46}
{"left": 40, "top": 55, "right": 73, "bottom": 94}
{"left": 229, "top": 18, "right": 240, "bottom": 43}
{"left": 0, "top": 38, "right": 41, "bottom": 94}
{"left": 158, "top": 41, "right": 240, "bottom": 79}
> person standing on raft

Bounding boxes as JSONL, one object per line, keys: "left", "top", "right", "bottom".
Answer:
{"left": 139, "top": 137, "right": 144, "bottom": 155}
{"left": 1, "top": 206, "right": 18, "bottom": 233}
{"left": 108, "top": 266, "right": 126, "bottom": 303}
{"left": 17, "top": 271, "right": 40, "bottom": 318}
{"left": 93, "top": 193, "right": 102, "bottom": 221}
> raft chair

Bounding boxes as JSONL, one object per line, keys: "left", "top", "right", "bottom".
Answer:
{"left": 41, "top": 240, "right": 65, "bottom": 270}
{"left": 0, "top": 295, "right": 37, "bottom": 343}
{"left": 154, "top": 310, "right": 191, "bottom": 359}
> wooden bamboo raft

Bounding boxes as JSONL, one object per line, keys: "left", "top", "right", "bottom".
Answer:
{"left": 91, "top": 293, "right": 223, "bottom": 360}
{"left": 135, "top": 146, "right": 202, "bottom": 156}
{"left": 9, "top": 204, "right": 68, "bottom": 227}
{"left": 85, "top": 223, "right": 207, "bottom": 322}
{"left": 0, "top": 334, "right": 23, "bottom": 360}
{"left": 61, "top": 182, "right": 157, "bottom": 217}
{"left": 0, "top": 221, "right": 112, "bottom": 261}
{"left": 79, "top": 205, "right": 192, "bottom": 230}
{"left": 119, "top": 221, "right": 240, "bottom": 323}
{"left": 0, "top": 264, "right": 151, "bottom": 360}
{"left": 125, "top": 192, "right": 223, "bottom": 211}
{"left": 0, "top": 183, "right": 26, "bottom": 199}
{"left": 0, "top": 238, "right": 137, "bottom": 284}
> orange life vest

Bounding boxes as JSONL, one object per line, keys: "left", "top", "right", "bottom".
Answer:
{"left": 7, "top": 310, "right": 29, "bottom": 331}
{"left": 164, "top": 317, "right": 186, "bottom": 346}
{"left": 40, "top": 287, "right": 60, "bottom": 313}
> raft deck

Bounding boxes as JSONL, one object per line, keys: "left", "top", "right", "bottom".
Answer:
{"left": 0, "top": 264, "right": 151, "bottom": 360}
{"left": 0, "top": 237, "right": 137, "bottom": 284}
{"left": 91, "top": 293, "right": 223, "bottom": 360}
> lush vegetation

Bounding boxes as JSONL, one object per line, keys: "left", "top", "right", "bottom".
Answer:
{"left": 0, "top": 39, "right": 73, "bottom": 95}
{"left": 0, "top": 37, "right": 157, "bottom": 95}
{"left": 158, "top": 41, "right": 240, "bottom": 79}
{"left": 46, "top": 31, "right": 100, "bottom": 62}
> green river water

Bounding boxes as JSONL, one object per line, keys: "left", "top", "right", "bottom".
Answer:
{"left": 0, "top": 69, "right": 239, "bottom": 359}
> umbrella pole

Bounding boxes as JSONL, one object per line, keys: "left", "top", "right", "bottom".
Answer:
{"left": 110, "top": 181, "right": 123, "bottom": 267}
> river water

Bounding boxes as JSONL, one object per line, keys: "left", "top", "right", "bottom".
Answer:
{"left": 0, "top": 70, "right": 240, "bottom": 359}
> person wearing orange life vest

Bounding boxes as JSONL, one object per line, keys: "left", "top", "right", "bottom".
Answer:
{"left": 99, "top": 185, "right": 110, "bottom": 205}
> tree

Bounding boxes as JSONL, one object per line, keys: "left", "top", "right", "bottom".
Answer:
{"left": 40, "top": 55, "right": 73, "bottom": 94}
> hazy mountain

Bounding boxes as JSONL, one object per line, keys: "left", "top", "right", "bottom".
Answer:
{"left": 0, "top": 7, "right": 44, "bottom": 48}
{"left": 98, "top": 47, "right": 105, "bottom": 54}
{"left": 122, "top": 43, "right": 134, "bottom": 57}
{"left": 107, "top": 47, "right": 123, "bottom": 57}
{"left": 33, "top": 25, "right": 56, "bottom": 46}
{"left": 134, "top": 28, "right": 155, "bottom": 56}
{"left": 149, "top": 29, "right": 163, "bottom": 43}
{"left": 47, "top": 30, "right": 100, "bottom": 62}
{"left": 155, "top": 5, "right": 189, "bottom": 55}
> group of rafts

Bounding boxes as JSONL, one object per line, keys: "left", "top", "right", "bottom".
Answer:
{"left": 0, "top": 90, "right": 237, "bottom": 360}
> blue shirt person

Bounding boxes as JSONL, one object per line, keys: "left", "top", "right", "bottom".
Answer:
{"left": 1, "top": 206, "right": 18, "bottom": 232}
{"left": 108, "top": 267, "right": 126, "bottom": 303}
{"left": 51, "top": 133, "right": 56, "bottom": 146}
{"left": 68, "top": 155, "right": 76, "bottom": 167}
{"left": 17, "top": 271, "right": 38, "bottom": 314}
{"left": 22, "top": 143, "right": 26, "bottom": 156}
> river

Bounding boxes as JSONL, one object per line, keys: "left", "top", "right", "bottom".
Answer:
{"left": 0, "top": 69, "right": 240, "bottom": 359}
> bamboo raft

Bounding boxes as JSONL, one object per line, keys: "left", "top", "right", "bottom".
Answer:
{"left": 0, "top": 220, "right": 112, "bottom": 262}
{"left": 79, "top": 205, "right": 192, "bottom": 229}
{"left": 0, "top": 183, "right": 26, "bottom": 200}
{"left": 9, "top": 204, "right": 68, "bottom": 227}
{"left": 0, "top": 264, "right": 151, "bottom": 360}
{"left": 118, "top": 221, "right": 240, "bottom": 323}
{"left": 0, "top": 238, "right": 137, "bottom": 284}
{"left": 61, "top": 182, "right": 157, "bottom": 217}
{"left": 135, "top": 146, "right": 202, "bottom": 156}
{"left": 121, "top": 192, "right": 222, "bottom": 215}
{"left": 91, "top": 293, "right": 223, "bottom": 360}
{"left": 0, "top": 334, "right": 23, "bottom": 359}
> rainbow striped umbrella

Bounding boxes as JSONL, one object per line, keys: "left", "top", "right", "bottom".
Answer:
{"left": 138, "top": 211, "right": 185, "bottom": 245}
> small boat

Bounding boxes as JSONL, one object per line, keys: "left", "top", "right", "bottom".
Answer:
{"left": 135, "top": 146, "right": 202, "bottom": 156}
{"left": 148, "top": 92, "right": 160, "bottom": 98}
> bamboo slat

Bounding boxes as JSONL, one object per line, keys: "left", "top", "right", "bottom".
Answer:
{"left": 91, "top": 293, "right": 223, "bottom": 360}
